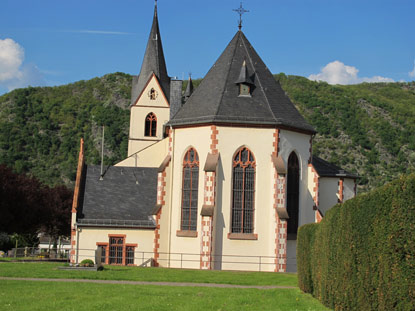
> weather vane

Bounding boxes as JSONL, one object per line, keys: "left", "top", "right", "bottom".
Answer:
{"left": 233, "top": 2, "right": 249, "bottom": 30}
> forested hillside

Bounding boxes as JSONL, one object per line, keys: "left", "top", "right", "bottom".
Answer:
{"left": 0, "top": 72, "right": 414, "bottom": 192}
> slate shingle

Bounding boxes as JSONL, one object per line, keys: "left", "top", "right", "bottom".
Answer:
{"left": 77, "top": 165, "right": 158, "bottom": 228}
{"left": 169, "top": 31, "right": 316, "bottom": 133}
{"left": 312, "top": 156, "right": 358, "bottom": 178}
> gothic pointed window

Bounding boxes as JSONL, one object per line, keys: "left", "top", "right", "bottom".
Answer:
{"left": 181, "top": 148, "right": 199, "bottom": 231}
{"left": 231, "top": 147, "right": 255, "bottom": 233}
{"left": 287, "top": 152, "right": 300, "bottom": 238}
{"left": 144, "top": 112, "right": 157, "bottom": 137}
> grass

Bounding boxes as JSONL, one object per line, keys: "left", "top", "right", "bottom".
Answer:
{"left": 0, "top": 280, "right": 330, "bottom": 311}
{"left": 0, "top": 262, "right": 297, "bottom": 286}
{"left": 0, "top": 262, "right": 330, "bottom": 310}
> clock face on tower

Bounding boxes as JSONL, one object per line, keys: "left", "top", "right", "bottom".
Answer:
{"left": 239, "top": 84, "right": 250, "bottom": 96}
{"left": 148, "top": 88, "right": 158, "bottom": 100}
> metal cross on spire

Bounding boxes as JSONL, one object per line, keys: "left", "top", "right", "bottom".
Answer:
{"left": 233, "top": 2, "right": 249, "bottom": 30}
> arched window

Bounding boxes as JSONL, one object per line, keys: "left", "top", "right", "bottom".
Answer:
{"left": 287, "top": 152, "right": 300, "bottom": 237}
{"left": 144, "top": 113, "right": 157, "bottom": 137}
{"left": 181, "top": 148, "right": 199, "bottom": 231}
{"left": 231, "top": 147, "right": 255, "bottom": 233}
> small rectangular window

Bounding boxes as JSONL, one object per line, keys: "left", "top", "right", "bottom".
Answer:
{"left": 126, "top": 247, "right": 135, "bottom": 265}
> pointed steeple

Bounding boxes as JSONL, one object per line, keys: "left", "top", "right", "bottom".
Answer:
{"left": 184, "top": 74, "right": 194, "bottom": 102}
{"left": 131, "top": 1, "right": 170, "bottom": 105}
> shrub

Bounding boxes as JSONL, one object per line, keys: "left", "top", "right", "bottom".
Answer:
{"left": 297, "top": 223, "right": 318, "bottom": 293}
{"left": 297, "top": 173, "right": 415, "bottom": 310}
{"left": 80, "top": 259, "right": 94, "bottom": 267}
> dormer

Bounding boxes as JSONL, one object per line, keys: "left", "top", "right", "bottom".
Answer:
{"left": 235, "top": 60, "right": 254, "bottom": 96}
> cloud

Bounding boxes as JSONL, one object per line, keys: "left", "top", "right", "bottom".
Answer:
{"left": 309, "top": 60, "right": 394, "bottom": 85}
{"left": 0, "top": 38, "right": 44, "bottom": 92}
{"left": 0, "top": 38, "right": 24, "bottom": 81}
{"left": 409, "top": 60, "right": 415, "bottom": 78}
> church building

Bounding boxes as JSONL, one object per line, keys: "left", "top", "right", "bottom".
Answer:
{"left": 70, "top": 2, "right": 358, "bottom": 272}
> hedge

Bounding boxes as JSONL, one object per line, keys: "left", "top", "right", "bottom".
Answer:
{"left": 297, "top": 173, "right": 415, "bottom": 310}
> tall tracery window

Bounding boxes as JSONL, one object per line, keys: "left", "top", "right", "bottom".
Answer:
{"left": 181, "top": 148, "right": 199, "bottom": 231}
{"left": 231, "top": 147, "right": 256, "bottom": 233}
{"left": 287, "top": 152, "right": 300, "bottom": 237}
{"left": 144, "top": 112, "right": 157, "bottom": 137}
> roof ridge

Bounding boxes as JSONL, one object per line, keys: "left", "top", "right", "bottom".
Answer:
{"left": 240, "top": 32, "right": 277, "bottom": 123}
{"left": 212, "top": 31, "right": 241, "bottom": 120}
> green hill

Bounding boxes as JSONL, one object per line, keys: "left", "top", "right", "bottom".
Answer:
{"left": 0, "top": 72, "right": 414, "bottom": 192}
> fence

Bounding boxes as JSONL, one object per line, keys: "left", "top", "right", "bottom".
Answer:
{"left": 71, "top": 247, "right": 297, "bottom": 272}
{"left": 4, "top": 247, "right": 69, "bottom": 260}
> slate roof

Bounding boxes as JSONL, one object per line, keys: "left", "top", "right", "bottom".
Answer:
{"left": 312, "top": 156, "right": 358, "bottom": 179}
{"left": 77, "top": 165, "right": 157, "bottom": 228}
{"left": 169, "top": 30, "right": 315, "bottom": 133}
{"left": 130, "top": 2, "right": 170, "bottom": 105}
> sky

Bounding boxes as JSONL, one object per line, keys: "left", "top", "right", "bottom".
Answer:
{"left": 1, "top": 0, "right": 415, "bottom": 95}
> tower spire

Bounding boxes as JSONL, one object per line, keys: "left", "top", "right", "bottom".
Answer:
{"left": 130, "top": 0, "right": 170, "bottom": 105}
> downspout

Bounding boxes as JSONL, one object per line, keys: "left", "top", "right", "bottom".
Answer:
{"left": 167, "top": 125, "right": 175, "bottom": 267}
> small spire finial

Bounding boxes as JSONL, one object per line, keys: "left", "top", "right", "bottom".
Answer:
{"left": 233, "top": 2, "right": 249, "bottom": 30}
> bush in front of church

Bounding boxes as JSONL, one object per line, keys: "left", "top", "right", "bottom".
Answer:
{"left": 297, "top": 223, "right": 318, "bottom": 294}
{"left": 297, "top": 173, "right": 415, "bottom": 310}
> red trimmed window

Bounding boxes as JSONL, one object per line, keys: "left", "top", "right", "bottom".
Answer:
{"left": 231, "top": 147, "right": 255, "bottom": 233}
{"left": 99, "top": 236, "right": 136, "bottom": 266}
{"left": 126, "top": 246, "right": 135, "bottom": 265}
{"left": 145, "top": 112, "right": 157, "bottom": 137}
{"left": 181, "top": 148, "right": 199, "bottom": 231}
{"left": 109, "top": 236, "right": 124, "bottom": 264}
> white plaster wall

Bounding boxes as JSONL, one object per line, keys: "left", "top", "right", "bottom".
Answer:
{"left": 129, "top": 107, "right": 170, "bottom": 141}
{"left": 213, "top": 126, "right": 276, "bottom": 271}
{"left": 133, "top": 76, "right": 170, "bottom": 108}
{"left": 169, "top": 126, "right": 212, "bottom": 269}
{"left": 167, "top": 125, "right": 315, "bottom": 271}
{"left": 279, "top": 130, "right": 315, "bottom": 226}
{"left": 319, "top": 177, "right": 340, "bottom": 215}
{"left": 76, "top": 227, "right": 154, "bottom": 265}
{"left": 343, "top": 178, "right": 356, "bottom": 201}
{"left": 157, "top": 162, "right": 173, "bottom": 267}
{"left": 116, "top": 139, "right": 168, "bottom": 167}
{"left": 128, "top": 75, "right": 170, "bottom": 156}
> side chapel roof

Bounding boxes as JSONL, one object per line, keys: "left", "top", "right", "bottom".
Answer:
{"left": 131, "top": 2, "right": 170, "bottom": 105}
{"left": 169, "top": 30, "right": 316, "bottom": 133}
{"left": 312, "top": 156, "right": 358, "bottom": 179}
{"left": 76, "top": 165, "right": 157, "bottom": 228}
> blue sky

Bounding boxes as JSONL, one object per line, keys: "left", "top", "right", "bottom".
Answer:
{"left": 1, "top": 0, "right": 414, "bottom": 94}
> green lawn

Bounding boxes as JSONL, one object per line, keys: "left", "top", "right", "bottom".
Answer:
{"left": 0, "top": 280, "right": 329, "bottom": 311}
{"left": 0, "top": 262, "right": 330, "bottom": 310}
{"left": 0, "top": 262, "right": 297, "bottom": 286}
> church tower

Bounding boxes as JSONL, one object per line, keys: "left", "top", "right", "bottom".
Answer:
{"left": 128, "top": 1, "right": 182, "bottom": 157}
